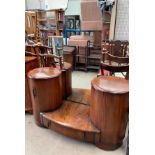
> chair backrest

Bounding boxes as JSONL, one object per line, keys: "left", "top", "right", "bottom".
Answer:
{"left": 39, "top": 53, "right": 63, "bottom": 69}
{"left": 101, "top": 52, "right": 129, "bottom": 79}
{"left": 34, "top": 45, "right": 53, "bottom": 54}
{"left": 102, "top": 40, "right": 129, "bottom": 57}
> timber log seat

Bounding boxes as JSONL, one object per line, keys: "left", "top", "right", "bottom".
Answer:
{"left": 28, "top": 67, "right": 62, "bottom": 126}
{"left": 91, "top": 76, "right": 129, "bottom": 150}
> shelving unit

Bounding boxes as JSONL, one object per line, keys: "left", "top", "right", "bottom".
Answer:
{"left": 25, "top": 11, "right": 37, "bottom": 40}
{"left": 36, "top": 9, "right": 64, "bottom": 45}
{"left": 64, "top": 15, "right": 80, "bottom": 38}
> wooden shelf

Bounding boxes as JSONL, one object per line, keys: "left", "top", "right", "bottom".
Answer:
{"left": 76, "top": 54, "right": 87, "bottom": 58}
{"left": 38, "top": 18, "right": 55, "bottom": 21}
{"left": 103, "top": 21, "right": 111, "bottom": 24}
{"left": 39, "top": 28, "right": 56, "bottom": 32}
{"left": 36, "top": 9, "right": 64, "bottom": 44}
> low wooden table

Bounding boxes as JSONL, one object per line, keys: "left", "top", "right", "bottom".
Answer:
{"left": 90, "top": 76, "right": 129, "bottom": 150}
{"left": 25, "top": 56, "right": 38, "bottom": 113}
{"left": 28, "top": 67, "right": 62, "bottom": 126}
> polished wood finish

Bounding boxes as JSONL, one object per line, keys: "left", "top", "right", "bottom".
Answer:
{"left": 90, "top": 76, "right": 129, "bottom": 150}
{"left": 25, "top": 11, "right": 37, "bottom": 40}
{"left": 67, "top": 88, "right": 90, "bottom": 105}
{"left": 100, "top": 52, "right": 129, "bottom": 79}
{"left": 38, "top": 52, "right": 72, "bottom": 99}
{"left": 28, "top": 67, "right": 62, "bottom": 126}
{"left": 63, "top": 46, "right": 76, "bottom": 70}
{"left": 40, "top": 100, "right": 100, "bottom": 143}
{"left": 25, "top": 56, "right": 38, "bottom": 113}
{"left": 61, "top": 62, "right": 72, "bottom": 98}
{"left": 102, "top": 40, "right": 129, "bottom": 57}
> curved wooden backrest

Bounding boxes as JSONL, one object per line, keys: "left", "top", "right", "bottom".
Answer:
{"left": 102, "top": 40, "right": 129, "bottom": 57}
{"left": 39, "top": 53, "right": 63, "bottom": 69}
{"left": 101, "top": 52, "right": 129, "bottom": 79}
{"left": 34, "top": 45, "right": 53, "bottom": 55}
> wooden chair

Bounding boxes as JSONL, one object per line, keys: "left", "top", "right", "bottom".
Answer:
{"left": 34, "top": 45, "right": 53, "bottom": 54}
{"left": 99, "top": 52, "right": 129, "bottom": 79}
{"left": 102, "top": 40, "right": 129, "bottom": 57}
{"left": 38, "top": 53, "right": 63, "bottom": 69}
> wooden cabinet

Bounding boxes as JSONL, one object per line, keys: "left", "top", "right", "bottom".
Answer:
{"left": 36, "top": 9, "right": 64, "bottom": 45}
{"left": 64, "top": 15, "right": 80, "bottom": 37}
{"left": 28, "top": 67, "right": 62, "bottom": 126}
{"left": 25, "top": 11, "right": 37, "bottom": 40}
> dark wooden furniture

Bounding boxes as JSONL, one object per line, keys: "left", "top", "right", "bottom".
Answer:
{"left": 102, "top": 40, "right": 129, "bottom": 57}
{"left": 99, "top": 52, "right": 129, "bottom": 79}
{"left": 90, "top": 76, "right": 129, "bottom": 150}
{"left": 25, "top": 56, "right": 38, "bottom": 113}
{"left": 25, "top": 11, "right": 37, "bottom": 40}
{"left": 28, "top": 67, "right": 62, "bottom": 126}
{"left": 36, "top": 9, "right": 64, "bottom": 45}
{"left": 38, "top": 53, "right": 72, "bottom": 99}
{"left": 63, "top": 46, "right": 76, "bottom": 70}
{"left": 87, "top": 46, "right": 101, "bottom": 70}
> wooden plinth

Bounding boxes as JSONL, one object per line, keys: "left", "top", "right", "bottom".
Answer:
{"left": 90, "top": 76, "right": 129, "bottom": 150}
{"left": 40, "top": 100, "right": 100, "bottom": 143}
{"left": 25, "top": 56, "right": 38, "bottom": 113}
{"left": 28, "top": 67, "right": 62, "bottom": 126}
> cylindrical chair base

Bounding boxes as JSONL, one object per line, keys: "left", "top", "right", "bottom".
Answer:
{"left": 90, "top": 76, "right": 129, "bottom": 150}
{"left": 28, "top": 67, "right": 62, "bottom": 126}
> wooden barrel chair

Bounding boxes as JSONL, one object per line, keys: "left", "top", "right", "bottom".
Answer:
{"left": 99, "top": 52, "right": 129, "bottom": 80}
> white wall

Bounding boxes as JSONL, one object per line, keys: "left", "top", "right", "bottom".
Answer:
{"left": 45, "top": 0, "right": 68, "bottom": 10}
{"left": 26, "top": 0, "right": 46, "bottom": 10}
{"left": 65, "top": 0, "right": 81, "bottom": 15}
{"left": 26, "top": 0, "right": 68, "bottom": 10}
{"left": 114, "top": 0, "right": 129, "bottom": 40}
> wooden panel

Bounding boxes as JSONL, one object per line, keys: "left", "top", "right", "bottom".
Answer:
{"left": 28, "top": 67, "right": 62, "bottom": 126}
{"left": 90, "top": 76, "right": 129, "bottom": 150}
{"left": 25, "top": 56, "right": 38, "bottom": 113}
{"left": 40, "top": 100, "right": 100, "bottom": 143}
{"left": 25, "top": 11, "right": 37, "bottom": 38}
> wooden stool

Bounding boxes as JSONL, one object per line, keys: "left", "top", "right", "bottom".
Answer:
{"left": 28, "top": 67, "right": 62, "bottom": 126}
{"left": 90, "top": 76, "right": 129, "bottom": 150}
{"left": 25, "top": 56, "right": 38, "bottom": 113}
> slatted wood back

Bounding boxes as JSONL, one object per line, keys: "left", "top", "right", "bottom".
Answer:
{"left": 101, "top": 52, "right": 129, "bottom": 79}
{"left": 102, "top": 40, "right": 129, "bottom": 57}
{"left": 39, "top": 53, "right": 63, "bottom": 69}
